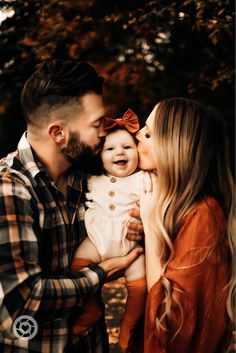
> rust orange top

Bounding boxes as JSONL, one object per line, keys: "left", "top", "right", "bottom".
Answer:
{"left": 144, "top": 197, "right": 229, "bottom": 353}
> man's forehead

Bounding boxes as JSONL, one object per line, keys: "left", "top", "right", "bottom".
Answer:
{"left": 81, "top": 92, "right": 104, "bottom": 107}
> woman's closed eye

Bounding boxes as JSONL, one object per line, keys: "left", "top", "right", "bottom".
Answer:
{"left": 145, "top": 133, "right": 151, "bottom": 138}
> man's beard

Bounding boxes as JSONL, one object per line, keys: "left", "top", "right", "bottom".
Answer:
{"left": 61, "top": 131, "right": 103, "bottom": 175}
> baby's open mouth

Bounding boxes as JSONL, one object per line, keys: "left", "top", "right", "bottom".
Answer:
{"left": 114, "top": 160, "right": 127, "bottom": 166}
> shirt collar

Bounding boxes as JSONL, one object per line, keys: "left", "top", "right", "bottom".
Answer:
{"left": 18, "top": 132, "right": 47, "bottom": 179}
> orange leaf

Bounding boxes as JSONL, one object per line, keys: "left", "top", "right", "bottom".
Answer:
{"left": 21, "top": 37, "right": 39, "bottom": 46}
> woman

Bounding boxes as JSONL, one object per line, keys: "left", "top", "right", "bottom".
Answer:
{"left": 136, "top": 98, "right": 235, "bottom": 353}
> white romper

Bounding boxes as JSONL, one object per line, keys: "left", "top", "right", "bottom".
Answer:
{"left": 84, "top": 171, "right": 145, "bottom": 260}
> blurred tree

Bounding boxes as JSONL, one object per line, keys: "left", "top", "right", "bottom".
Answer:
{"left": 0, "top": 0, "right": 234, "bottom": 166}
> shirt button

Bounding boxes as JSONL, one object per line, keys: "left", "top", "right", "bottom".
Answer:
{"left": 110, "top": 177, "right": 117, "bottom": 183}
{"left": 109, "top": 204, "right": 115, "bottom": 210}
{"left": 109, "top": 191, "right": 115, "bottom": 197}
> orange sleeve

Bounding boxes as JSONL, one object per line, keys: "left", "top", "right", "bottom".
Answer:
{"left": 144, "top": 198, "right": 229, "bottom": 353}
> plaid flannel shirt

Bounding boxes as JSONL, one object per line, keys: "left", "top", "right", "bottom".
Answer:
{"left": 0, "top": 133, "right": 109, "bottom": 353}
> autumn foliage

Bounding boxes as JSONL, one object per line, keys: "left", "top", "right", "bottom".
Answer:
{"left": 0, "top": 0, "right": 234, "bottom": 160}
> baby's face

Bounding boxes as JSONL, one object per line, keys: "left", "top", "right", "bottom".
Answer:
{"left": 101, "top": 129, "right": 138, "bottom": 177}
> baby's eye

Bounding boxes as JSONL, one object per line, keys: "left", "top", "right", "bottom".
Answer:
{"left": 145, "top": 133, "right": 151, "bottom": 138}
{"left": 106, "top": 147, "right": 114, "bottom": 151}
{"left": 124, "top": 146, "right": 132, "bottom": 149}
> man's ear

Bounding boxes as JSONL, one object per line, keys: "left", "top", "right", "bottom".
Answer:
{"left": 47, "top": 123, "right": 68, "bottom": 144}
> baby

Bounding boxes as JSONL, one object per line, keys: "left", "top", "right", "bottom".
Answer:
{"left": 71, "top": 109, "right": 147, "bottom": 353}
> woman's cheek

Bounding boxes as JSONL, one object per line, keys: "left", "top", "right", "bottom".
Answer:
{"left": 138, "top": 146, "right": 155, "bottom": 170}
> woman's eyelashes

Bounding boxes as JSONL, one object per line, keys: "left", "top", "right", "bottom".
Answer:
{"left": 145, "top": 133, "right": 151, "bottom": 138}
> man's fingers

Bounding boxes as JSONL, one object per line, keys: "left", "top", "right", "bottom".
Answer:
{"left": 124, "top": 247, "right": 144, "bottom": 266}
{"left": 99, "top": 247, "right": 144, "bottom": 281}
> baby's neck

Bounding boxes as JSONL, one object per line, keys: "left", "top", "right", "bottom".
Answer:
{"left": 105, "top": 168, "right": 140, "bottom": 178}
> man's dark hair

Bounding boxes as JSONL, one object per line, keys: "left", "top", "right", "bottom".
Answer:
{"left": 20, "top": 59, "right": 104, "bottom": 126}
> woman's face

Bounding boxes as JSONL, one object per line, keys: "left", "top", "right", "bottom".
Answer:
{"left": 136, "top": 105, "right": 157, "bottom": 170}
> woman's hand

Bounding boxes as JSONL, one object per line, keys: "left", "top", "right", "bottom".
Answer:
{"left": 99, "top": 247, "right": 144, "bottom": 281}
{"left": 126, "top": 208, "right": 144, "bottom": 242}
{"left": 139, "top": 172, "right": 162, "bottom": 290}
{"left": 126, "top": 172, "right": 157, "bottom": 242}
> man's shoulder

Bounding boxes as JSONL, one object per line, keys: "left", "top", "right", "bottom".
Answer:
{"left": 0, "top": 150, "right": 32, "bottom": 186}
{"left": 0, "top": 149, "right": 21, "bottom": 174}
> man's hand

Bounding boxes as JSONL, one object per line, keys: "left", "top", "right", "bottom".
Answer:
{"left": 126, "top": 207, "right": 144, "bottom": 242}
{"left": 99, "top": 247, "right": 144, "bottom": 281}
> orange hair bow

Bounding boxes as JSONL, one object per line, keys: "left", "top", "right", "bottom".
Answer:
{"left": 104, "top": 108, "right": 139, "bottom": 133}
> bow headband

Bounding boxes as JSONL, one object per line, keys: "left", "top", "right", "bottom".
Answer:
{"left": 104, "top": 108, "right": 139, "bottom": 133}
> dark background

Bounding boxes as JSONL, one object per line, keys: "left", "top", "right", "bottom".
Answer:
{"left": 0, "top": 0, "right": 234, "bottom": 170}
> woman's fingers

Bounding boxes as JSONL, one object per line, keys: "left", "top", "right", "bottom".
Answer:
{"left": 126, "top": 208, "right": 144, "bottom": 241}
{"left": 126, "top": 233, "right": 143, "bottom": 242}
{"left": 126, "top": 220, "right": 144, "bottom": 241}
{"left": 128, "top": 208, "right": 141, "bottom": 219}
{"left": 126, "top": 220, "right": 143, "bottom": 233}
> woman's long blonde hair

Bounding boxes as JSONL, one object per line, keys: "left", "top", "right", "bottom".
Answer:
{"left": 147, "top": 98, "right": 235, "bottom": 346}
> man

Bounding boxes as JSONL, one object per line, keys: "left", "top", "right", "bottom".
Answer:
{"left": 0, "top": 59, "right": 143, "bottom": 353}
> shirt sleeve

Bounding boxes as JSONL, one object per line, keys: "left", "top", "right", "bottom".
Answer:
{"left": 0, "top": 173, "right": 106, "bottom": 331}
{"left": 145, "top": 200, "right": 229, "bottom": 353}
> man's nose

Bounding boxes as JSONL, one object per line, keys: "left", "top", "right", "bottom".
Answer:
{"left": 98, "top": 124, "right": 107, "bottom": 137}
